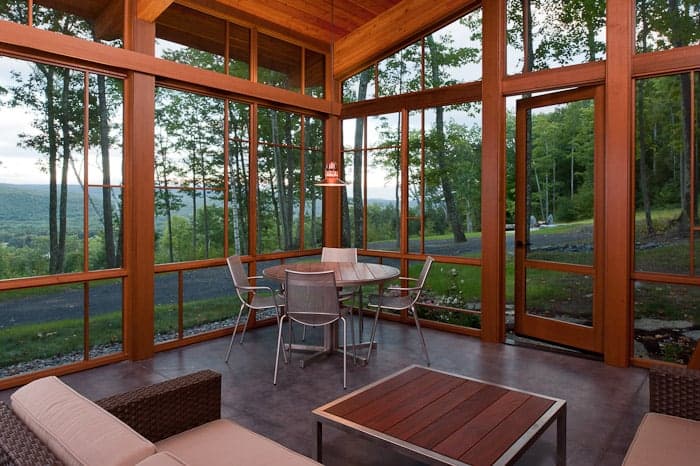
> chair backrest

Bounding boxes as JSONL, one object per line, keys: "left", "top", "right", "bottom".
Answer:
{"left": 285, "top": 270, "right": 340, "bottom": 326}
{"left": 321, "top": 247, "right": 357, "bottom": 263}
{"left": 226, "top": 256, "right": 251, "bottom": 301}
{"left": 412, "top": 256, "right": 434, "bottom": 303}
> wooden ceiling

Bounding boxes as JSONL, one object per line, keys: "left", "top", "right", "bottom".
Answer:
{"left": 33, "top": 0, "right": 477, "bottom": 80}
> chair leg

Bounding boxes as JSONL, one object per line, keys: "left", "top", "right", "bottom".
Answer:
{"left": 348, "top": 305, "right": 357, "bottom": 364}
{"left": 411, "top": 305, "right": 430, "bottom": 366}
{"left": 274, "top": 309, "right": 288, "bottom": 364}
{"left": 341, "top": 317, "right": 347, "bottom": 389}
{"left": 225, "top": 303, "right": 246, "bottom": 362}
{"left": 273, "top": 315, "right": 287, "bottom": 385}
{"left": 301, "top": 324, "right": 307, "bottom": 341}
{"left": 239, "top": 307, "right": 254, "bottom": 344}
{"left": 365, "top": 306, "right": 381, "bottom": 364}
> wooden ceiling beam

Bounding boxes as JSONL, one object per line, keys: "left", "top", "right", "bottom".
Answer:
{"left": 137, "top": 0, "right": 174, "bottom": 22}
{"left": 333, "top": 0, "right": 479, "bottom": 81}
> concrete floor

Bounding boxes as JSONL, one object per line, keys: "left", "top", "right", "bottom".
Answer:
{"left": 1, "top": 319, "right": 648, "bottom": 465}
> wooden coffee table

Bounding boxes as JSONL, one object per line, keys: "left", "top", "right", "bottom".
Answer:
{"left": 312, "top": 365, "right": 566, "bottom": 466}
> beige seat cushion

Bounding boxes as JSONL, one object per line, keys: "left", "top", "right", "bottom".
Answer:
{"left": 11, "top": 376, "right": 156, "bottom": 466}
{"left": 136, "top": 451, "right": 189, "bottom": 466}
{"left": 623, "top": 412, "right": 700, "bottom": 466}
{"left": 156, "top": 419, "right": 320, "bottom": 466}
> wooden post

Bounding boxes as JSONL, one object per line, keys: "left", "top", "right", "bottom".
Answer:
{"left": 479, "top": 0, "right": 506, "bottom": 343}
{"left": 603, "top": 0, "right": 633, "bottom": 367}
{"left": 123, "top": 0, "right": 156, "bottom": 359}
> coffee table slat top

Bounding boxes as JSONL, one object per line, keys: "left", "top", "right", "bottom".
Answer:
{"left": 314, "top": 365, "right": 564, "bottom": 466}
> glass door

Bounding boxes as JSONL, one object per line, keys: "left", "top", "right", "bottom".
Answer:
{"left": 514, "top": 86, "right": 604, "bottom": 353}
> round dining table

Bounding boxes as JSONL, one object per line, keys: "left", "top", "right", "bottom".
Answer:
{"left": 262, "top": 261, "right": 399, "bottom": 366}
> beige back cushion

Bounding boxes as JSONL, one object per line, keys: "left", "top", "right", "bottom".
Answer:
{"left": 11, "top": 376, "right": 156, "bottom": 466}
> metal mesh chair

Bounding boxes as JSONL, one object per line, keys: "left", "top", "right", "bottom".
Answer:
{"left": 366, "top": 256, "right": 434, "bottom": 366}
{"left": 273, "top": 270, "right": 353, "bottom": 388}
{"left": 224, "top": 255, "right": 285, "bottom": 363}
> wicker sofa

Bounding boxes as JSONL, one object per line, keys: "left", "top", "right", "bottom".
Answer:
{"left": 0, "top": 370, "right": 320, "bottom": 466}
{"left": 622, "top": 365, "right": 700, "bottom": 466}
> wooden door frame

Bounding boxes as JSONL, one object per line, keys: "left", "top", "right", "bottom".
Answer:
{"left": 514, "top": 85, "right": 605, "bottom": 353}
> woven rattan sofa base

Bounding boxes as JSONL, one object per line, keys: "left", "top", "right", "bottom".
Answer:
{"left": 0, "top": 370, "right": 221, "bottom": 466}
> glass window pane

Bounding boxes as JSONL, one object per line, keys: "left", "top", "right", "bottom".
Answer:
{"left": 228, "top": 22, "right": 251, "bottom": 79}
{"left": 0, "top": 283, "right": 84, "bottom": 377}
{"left": 423, "top": 104, "right": 483, "bottom": 258}
{"left": 525, "top": 100, "right": 595, "bottom": 266}
{"left": 89, "top": 278, "right": 123, "bottom": 358}
{"left": 228, "top": 102, "right": 250, "bottom": 256}
{"left": 378, "top": 42, "right": 421, "bottom": 97}
{"left": 417, "top": 261, "right": 482, "bottom": 330}
{"left": 506, "top": 0, "right": 606, "bottom": 75}
{"left": 305, "top": 49, "right": 325, "bottom": 98}
{"left": 88, "top": 74, "right": 123, "bottom": 271}
{"left": 258, "top": 33, "right": 301, "bottom": 92}
{"left": 33, "top": 1, "right": 123, "bottom": 46}
{"left": 634, "top": 281, "right": 700, "bottom": 365}
{"left": 425, "top": 10, "right": 482, "bottom": 88}
{"left": 0, "top": 1, "right": 29, "bottom": 24}
{"left": 0, "top": 57, "right": 86, "bottom": 277}
{"left": 342, "top": 67, "right": 375, "bottom": 104}
{"left": 155, "top": 271, "right": 179, "bottom": 343}
{"left": 183, "top": 266, "right": 233, "bottom": 337}
{"left": 342, "top": 118, "right": 366, "bottom": 248}
{"left": 366, "top": 113, "right": 401, "bottom": 252}
{"left": 636, "top": 2, "right": 700, "bottom": 53}
{"left": 526, "top": 269, "right": 593, "bottom": 327}
{"left": 635, "top": 74, "right": 691, "bottom": 275}
{"left": 154, "top": 87, "right": 225, "bottom": 263}
{"left": 257, "top": 108, "right": 302, "bottom": 253}
{"left": 156, "top": 5, "right": 225, "bottom": 72}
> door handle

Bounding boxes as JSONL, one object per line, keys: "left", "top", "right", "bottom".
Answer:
{"left": 515, "top": 240, "right": 525, "bottom": 248}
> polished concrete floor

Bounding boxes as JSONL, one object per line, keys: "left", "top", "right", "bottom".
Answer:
{"left": 1, "top": 319, "right": 648, "bottom": 465}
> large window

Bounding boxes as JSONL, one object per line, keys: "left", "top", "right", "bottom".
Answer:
{"left": 634, "top": 71, "right": 700, "bottom": 364}
{"left": 0, "top": 54, "right": 124, "bottom": 377}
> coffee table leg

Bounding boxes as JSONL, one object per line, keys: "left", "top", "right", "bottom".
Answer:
{"left": 312, "top": 420, "right": 323, "bottom": 462}
{"left": 556, "top": 407, "right": 566, "bottom": 466}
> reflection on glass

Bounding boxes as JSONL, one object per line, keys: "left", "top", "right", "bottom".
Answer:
{"left": 33, "top": 3, "right": 122, "bottom": 46}
{"left": 154, "top": 272, "right": 179, "bottom": 343}
{"left": 305, "top": 49, "right": 325, "bottom": 98}
{"left": 506, "top": 0, "right": 606, "bottom": 75}
{"left": 425, "top": 10, "right": 482, "bottom": 87}
{"left": 0, "top": 284, "right": 84, "bottom": 377}
{"left": 156, "top": 5, "right": 225, "bottom": 72}
{"left": 417, "top": 262, "right": 482, "bottom": 329}
{"left": 257, "top": 108, "right": 302, "bottom": 253}
{"left": 378, "top": 42, "right": 421, "bottom": 97}
{"left": 636, "top": 2, "right": 700, "bottom": 53}
{"left": 525, "top": 268, "right": 593, "bottom": 326}
{"left": 342, "top": 67, "right": 375, "bottom": 103}
{"left": 634, "top": 281, "right": 700, "bottom": 364}
{"left": 89, "top": 279, "right": 123, "bottom": 358}
{"left": 183, "top": 266, "right": 235, "bottom": 337}
{"left": 258, "top": 33, "right": 301, "bottom": 92}
{"left": 0, "top": 2, "right": 29, "bottom": 24}
{"left": 228, "top": 22, "right": 250, "bottom": 79}
{"left": 635, "top": 74, "right": 691, "bottom": 274}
